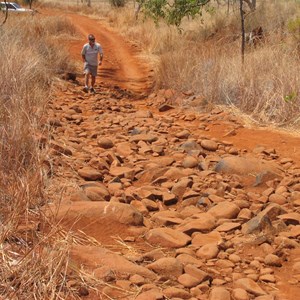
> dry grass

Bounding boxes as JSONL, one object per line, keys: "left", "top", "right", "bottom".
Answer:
{"left": 0, "top": 14, "right": 93, "bottom": 299}
{"left": 85, "top": 0, "right": 300, "bottom": 126}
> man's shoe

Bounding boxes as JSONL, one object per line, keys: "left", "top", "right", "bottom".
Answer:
{"left": 83, "top": 86, "right": 89, "bottom": 93}
{"left": 90, "top": 87, "right": 95, "bottom": 94}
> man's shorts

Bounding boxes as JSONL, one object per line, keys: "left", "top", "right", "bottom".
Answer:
{"left": 83, "top": 63, "right": 98, "bottom": 77}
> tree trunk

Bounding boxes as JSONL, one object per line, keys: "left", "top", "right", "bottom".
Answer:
{"left": 1, "top": 0, "right": 8, "bottom": 25}
{"left": 240, "top": 0, "right": 245, "bottom": 64}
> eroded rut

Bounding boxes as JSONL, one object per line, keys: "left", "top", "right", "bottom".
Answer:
{"left": 44, "top": 10, "right": 300, "bottom": 300}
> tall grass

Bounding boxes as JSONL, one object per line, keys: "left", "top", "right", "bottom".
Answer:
{"left": 0, "top": 14, "right": 85, "bottom": 299}
{"left": 100, "top": 0, "right": 300, "bottom": 126}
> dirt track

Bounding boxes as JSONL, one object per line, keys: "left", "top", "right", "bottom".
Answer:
{"left": 45, "top": 9, "right": 300, "bottom": 300}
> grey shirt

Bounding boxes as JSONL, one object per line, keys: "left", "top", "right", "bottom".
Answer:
{"left": 81, "top": 42, "right": 103, "bottom": 66}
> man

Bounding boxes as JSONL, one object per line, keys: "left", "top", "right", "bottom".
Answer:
{"left": 81, "top": 34, "right": 103, "bottom": 93}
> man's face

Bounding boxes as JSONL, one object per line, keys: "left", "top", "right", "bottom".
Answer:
{"left": 89, "top": 38, "right": 95, "bottom": 45}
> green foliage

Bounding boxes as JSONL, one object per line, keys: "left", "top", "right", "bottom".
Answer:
{"left": 109, "top": 0, "right": 126, "bottom": 7}
{"left": 283, "top": 91, "right": 297, "bottom": 103}
{"left": 139, "top": 0, "right": 210, "bottom": 26}
{"left": 288, "top": 17, "right": 300, "bottom": 40}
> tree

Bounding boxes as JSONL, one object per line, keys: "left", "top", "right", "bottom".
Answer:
{"left": 137, "top": 0, "right": 211, "bottom": 26}
{"left": 240, "top": 0, "right": 245, "bottom": 64}
{"left": 138, "top": 0, "right": 256, "bottom": 63}
{"left": 1, "top": 0, "right": 8, "bottom": 25}
{"left": 23, "top": 0, "right": 36, "bottom": 9}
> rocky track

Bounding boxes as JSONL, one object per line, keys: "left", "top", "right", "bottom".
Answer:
{"left": 43, "top": 10, "right": 300, "bottom": 300}
{"left": 44, "top": 81, "right": 300, "bottom": 300}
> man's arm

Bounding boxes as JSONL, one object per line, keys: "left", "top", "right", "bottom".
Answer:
{"left": 99, "top": 52, "right": 103, "bottom": 65}
{"left": 81, "top": 45, "right": 86, "bottom": 62}
{"left": 98, "top": 45, "right": 104, "bottom": 65}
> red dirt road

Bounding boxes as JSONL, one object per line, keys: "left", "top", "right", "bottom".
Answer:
{"left": 45, "top": 8, "right": 300, "bottom": 300}
{"left": 66, "top": 12, "right": 153, "bottom": 95}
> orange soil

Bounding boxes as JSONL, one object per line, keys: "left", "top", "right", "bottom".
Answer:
{"left": 44, "top": 8, "right": 300, "bottom": 300}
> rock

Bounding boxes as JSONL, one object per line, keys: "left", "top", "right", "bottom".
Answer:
{"left": 179, "top": 140, "right": 201, "bottom": 151}
{"left": 209, "top": 287, "right": 231, "bottom": 300}
{"left": 269, "top": 193, "right": 287, "bottom": 205}
{"left": 192, "top": 231, "right": 223, "bottom": 247}
{"left": 176, "top": 130, "right": 190, "bottom": 139}
{"left": 130, "top": 274, "right": 146, "bottom": 285}
{"left": 131, "top": 200, "right": 149, "bottom": 215}
{"left": 208, "top": 201, "right": 240, "bottom": 219}
{"left": 178, "top": 273, "right": 203, "bottom": 288}
{"left": 214, "top": 156, "right": 282, "bottom": 178}
{"left": 292, "top": 262, "right": 300, "bottom": 274}
{"left": 232, "top": 288, "right": 249, "bottom": 300}
{"left": 143, "top": 249, "right": 165, "bottom": 261}
{"left": 176, "top": 254, "right": 203, "bottom": 267}
{"left": 171, "top": 178, "right": 193, "bottom": 198}
{"left": 176, "top": 213, "right": 216, "bottom": 235}
{"left": 78, "top": 167, "right": 103, "bottom": 181}
{"left": 134, "top": 110, "right": 153, "bottom": 118}
{"left": 109, "top": 166, "right": 135, "bottom": 179}
{"left": 151, "top": 211, "right": 183, "bottom": 226}
{"left": 162, "top": 192, "right": 178, "bottom": 205}
{"left": 56, "top": 201, "right": 143, "bottom": 226}
{"left": 135, "top": 289, "right": 164, "bottom": 300}
{"left": 215, "top": 222, "right": 241, "bottom": 232}
{"left": 146, "top": 228, "right": 191, "bottom": 248}
{"left": 234, "top": 278, "right": 266, "bottom": 296}
{"left": 229, "top": 254, "right": 241, "bottom": 263}
{"left": 196, "top": 243, "right": 219, "bottom": 259}
{"left": 69, "top": 191, "right": 90, "bottom": 202}
{"left": 116, "top": 142, "right": 133, "bottom": 156}
{"left": 83, "top": 186, "right": 110, "bottom": 201}
{"left": 277, "top": 213, "right": 300, "bottom": 225}
{"left": 50, "top": 141, "right": 72, "bottom": 156}
{"left": 264, "top": 254, "right": 282, "bottom": 267}
{"left": 254, "top": 296, "right": 275, "bottom": 300}
{"left": 158, "top": 104, "right": 175, "bottom": 112}
{"left": 280, "top": 225, "right": 300, "bottom": 238}
{"left": 182, "top": 156, "right": 198, "bottom": 168}
{"left": 147, "top": 257, "right": 183, "bottom": 278}
{"left": 215, "top": 259, "right": 234, "bottom": 269}
{"left": 141, "top": 199, "right": 159, "bottom": 211}
{"left": 184, "top": 264, "right": 210, "bottom": 283}
{"left": 163, "top": 287, "right": 191, "bottom": 299}
{"left": 78, "top": 286, "right": 89, "bottom": 296}
{"left": 129, "top": 133, "right": 158, "bottom": 143}
{"left": 201, "top": 140, "right": 218, "bottom": 151}
{"left": 71, "top": 245, "right": 156, "bottom": 280}
{"left": 97, "top": 137, "right": 114, "bottom": 149}
{"left": 259, "top": 274, "right": 276, "bottom": 283}
{"left": 242, "top": 203, "right": 286, "bottom": 234}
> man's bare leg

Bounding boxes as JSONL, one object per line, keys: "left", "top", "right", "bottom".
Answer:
{"left": 91, "top": 75, "right": 96, "bottom": 88}
{"left": 90, "top": 75, "right": 96, "bottom": 93}
{"left": 85, "top": 72, "right": 90, "bottom": 88}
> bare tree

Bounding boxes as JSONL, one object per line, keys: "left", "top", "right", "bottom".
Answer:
{"left": 28, "top": 0, "right": 34, "bottom": 9}
{"left": 240, "top": 0, "right": 245, "bottom": 64}
{"left": 1, "top": 0, "right": 8, "bottom": 25}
